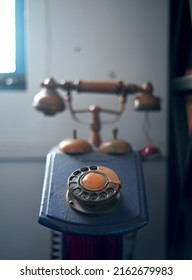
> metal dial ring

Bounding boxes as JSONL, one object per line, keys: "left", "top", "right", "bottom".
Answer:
{"left": 66, "top": 165, "right": 121, "bottom": 214}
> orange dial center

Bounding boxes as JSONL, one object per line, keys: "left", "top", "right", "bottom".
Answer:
{"left": 81, "top": 172, "right": 107, "bottom": 191}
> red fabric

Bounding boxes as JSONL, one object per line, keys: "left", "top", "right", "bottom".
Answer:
{"left": 63, "top": 234, "right": 122, "bottom": 260}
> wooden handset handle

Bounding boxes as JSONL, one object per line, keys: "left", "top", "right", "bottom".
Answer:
{"left": 77, "top": 80, "right": 124, "bottom": 94}
{"left": 41, "top": 78, "right": 154, "bottom": 95}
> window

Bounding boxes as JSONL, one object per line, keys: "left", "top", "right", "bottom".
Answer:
{"left": 0, "top": 0, "right": 26, "bottom": 90}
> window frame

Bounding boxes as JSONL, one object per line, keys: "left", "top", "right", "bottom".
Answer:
{"left": 0, "top": 0, "right": 26, "bottom": 90}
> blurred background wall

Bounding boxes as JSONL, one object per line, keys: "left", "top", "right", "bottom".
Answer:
{"left": 0, "top": 0, "right": 168, "bottom": 259}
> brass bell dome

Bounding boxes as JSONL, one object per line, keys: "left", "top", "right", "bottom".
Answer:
{"left": 99, "top": 128, "right": 132, "bottom": 154}
{"left": 59, "top": 130, "right": 92, "bottom": 154}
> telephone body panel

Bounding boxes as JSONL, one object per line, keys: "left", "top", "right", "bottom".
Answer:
{"left": 38, "top": 147, "right": 148, "bottom": 236}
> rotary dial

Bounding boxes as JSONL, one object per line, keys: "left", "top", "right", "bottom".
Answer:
{"left": 66, "top": 165, "right": 121, "bottom": 214}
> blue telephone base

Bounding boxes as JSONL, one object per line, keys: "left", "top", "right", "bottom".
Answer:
{"left": 38, "top": 148, "right": 148, "bottom": 235}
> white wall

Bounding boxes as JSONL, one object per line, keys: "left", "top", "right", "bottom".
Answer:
{"left": 0, "top": 159, "right": 50, "bottom": 260}
{"left": 0, "top": 0, "right": 168, "bottom": 157}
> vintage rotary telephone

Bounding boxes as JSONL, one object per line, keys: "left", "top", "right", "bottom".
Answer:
{"left": 33, "top": 78, "right": 160, "bottom": 258}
